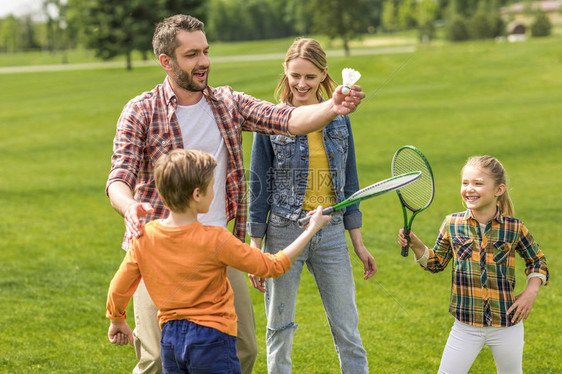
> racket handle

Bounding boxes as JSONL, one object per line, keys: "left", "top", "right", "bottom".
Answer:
{"left": 297, "top": 206, "right": 335, "bottom": 227}
{"left": 401, "top": 227, "right": 410, "bottom": 257}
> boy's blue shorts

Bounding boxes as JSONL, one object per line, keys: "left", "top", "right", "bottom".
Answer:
{"left": 160, "top": 319, "right": 241, "bottom": 374}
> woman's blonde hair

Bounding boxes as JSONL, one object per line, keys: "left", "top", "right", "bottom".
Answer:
{"left": 154, "top": 149, "right": 216, "bottom": 213}
{"left": 274, "top": 38, "right": 337, "bottom": 105}
{"left": 463, "top": 155, "right": 514, "bottom": 216}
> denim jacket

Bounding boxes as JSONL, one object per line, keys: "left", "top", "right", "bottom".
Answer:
{"left": 247, "top": 114, "right": 362, "bottom": 238}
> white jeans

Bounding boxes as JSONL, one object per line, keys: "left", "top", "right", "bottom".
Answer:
{"left": 438, "top": 319, "right": 524, "bottom": 374}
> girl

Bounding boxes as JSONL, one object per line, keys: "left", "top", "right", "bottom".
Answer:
{"left": 398, "top": 155, "right": 549, "bottom": 374}
{"left": 247, "top": 38, "right": 376, "bottom": 373}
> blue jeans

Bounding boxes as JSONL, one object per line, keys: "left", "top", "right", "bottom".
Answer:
{"left": 160, "top": 319, "right": 241, "bottom": 374}
{"left": 263, "top": 212, "right": 368, "bottom": 374}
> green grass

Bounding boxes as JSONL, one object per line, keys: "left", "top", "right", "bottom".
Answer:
{"left": 1, "top": 35, "right": 561, "bottom": 373}
{"left": 0, "top": 33, "right": 416, "bottom": 68}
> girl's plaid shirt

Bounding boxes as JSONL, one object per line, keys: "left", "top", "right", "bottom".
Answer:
{"left": 422, "top": 208, "right": 549, "bottom": 327}
{"left": 106, "top": 77, "right": 294, "bottom": 249}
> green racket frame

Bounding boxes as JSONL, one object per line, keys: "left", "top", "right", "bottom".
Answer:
{"left": 297, "top": 171, "right": 422, "bottom": 227}
{"left": 392, "top": 145, "right": 435, "bottom": 257}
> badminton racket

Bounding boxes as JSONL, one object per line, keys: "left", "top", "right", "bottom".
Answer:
{"left": 298, "top": 171, "right": 422, "bottom": 227}
{"left": 392, "top": 145, "right": 435, "bottom": 257}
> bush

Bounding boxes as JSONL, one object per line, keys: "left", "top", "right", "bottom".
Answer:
{"left": 531, "top": 11, "right": 552, "bottom": 37}
{"left": 469, "top": 10, "right": 493, "bottom": 39}
{"left": 447, "top": 15, "right": 470, "bottom": 41}
{"left": 489, "top": 13, "right": 506, "bottom": 37}
{"left": 418, "top": 20, "right": 436, "bottom": 43}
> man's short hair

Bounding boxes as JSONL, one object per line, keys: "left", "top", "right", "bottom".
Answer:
{"left": 154, "top": 149, "right": 216, "bottom": 213}
{"left": 152, "top": 14, "right": 205, "bottom": 58}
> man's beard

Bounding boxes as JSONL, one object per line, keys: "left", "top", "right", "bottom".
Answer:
{"left": 171, "top": 59, "right": 207, "bottom": 92}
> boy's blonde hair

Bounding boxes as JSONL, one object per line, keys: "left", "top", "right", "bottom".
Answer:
{"left": 275, "top": 38, "right": 337, "bottom": 105}
{"left": 463, "top": 155, "right": 514, "bottom": 217}
{"left": 154, "top": 149, "right": 216, "bottom": 213}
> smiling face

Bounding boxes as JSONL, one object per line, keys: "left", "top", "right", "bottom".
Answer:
{"left": 165, "top": 30, "right": 210, "bottom": 93}
{"left": 461, "top": 166, "right": 505, "bottom": 219}
{"left": 284, "top": 57, "right": 327, "bottom": 107}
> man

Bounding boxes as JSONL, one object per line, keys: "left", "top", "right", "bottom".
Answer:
{"left": 106, "top": 14, "right": 364, "bottom": 374}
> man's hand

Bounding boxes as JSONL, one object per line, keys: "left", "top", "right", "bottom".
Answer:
{"left": 108, "top": 321, "right": 134, "bottom": 346}
{"left": 331, "top": 85, "right": 365, "bottom": 115}
{"left": 108, "top": 181, "right": 154, "bottom": 238}
{"left": 249, "top": 274, "right": 266, "bottom": 293}
{"left": 124, "top": 202, "right": 154, "bottom": 238}
{"left": 249, "top": 237, "right": 266, "bottom": 292}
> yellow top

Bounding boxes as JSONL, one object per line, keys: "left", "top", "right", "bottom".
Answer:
{"left": 302, "top": 129, "right": 336, "bottom": 210}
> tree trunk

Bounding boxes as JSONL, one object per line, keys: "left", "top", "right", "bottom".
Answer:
{"left": 343, "top": 38, "right": 350, "bottom": 57}
{"left": 126, "top": 51, "right": 132, "bottom": 71}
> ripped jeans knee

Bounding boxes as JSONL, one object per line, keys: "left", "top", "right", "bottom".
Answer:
{"left": 265, "top": 322, "right": 299, "bottom": 372}
{"left": 266, "top": 321, "right": 298, "bottom": 341}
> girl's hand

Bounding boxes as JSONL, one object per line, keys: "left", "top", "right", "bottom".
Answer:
{"left": 507, "top": 277, "right": 541, "bottom": 323}
{"left": 397, "top": 229, "right": 425, "bottom": 254}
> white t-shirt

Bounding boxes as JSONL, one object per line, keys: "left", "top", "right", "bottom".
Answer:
{"left": 175, "top": 97, "right": 228, "bottom": 228}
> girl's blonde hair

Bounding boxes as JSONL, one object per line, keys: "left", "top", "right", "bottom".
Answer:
{"left": 274, "top": 38, "right": 337, "bottom": 105}
{"left": 463, "top": 155, "right": 514, "bottom": 216}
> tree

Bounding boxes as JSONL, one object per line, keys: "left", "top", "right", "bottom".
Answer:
{"left": 381, "top": 0, "right": 398, "bottom": 33}
{"left": 530, "top": 9, "right": 552, "bottom": 37}
{"left": 21, "top": 16, "right": 39, "bottom": 50}
{"left": 362, "top": 0, "right": 384, "bottom": 32}
{"left": 398, "top": 0, "right": 417, "bottom": 30}
{"left": 207, "top": 0, "right": 252, "bottom": 41}
{"left": 84, "top": 0, "right": 135, "bottom": 69}
{"left": 160, "top": 0, "right": 207, "bottom": 20}
{"left": 417, "top": 0, "right": 439, "bottom": 42}
{"left": 488, "top": 12, "right": 505, "bottom": 38}
{"left": 280, "top": 0, "right": 313, "bottom": 36}
{"left": 43, "top": 0, "right": 70, "bottom": 62}
{"left": 65, "top": 0, "right": 90, "bottom": 48}
{"left": 0, "top": 15, "right": 21, "bottom": 52}
{"left": 447, "top": 14, "right": 470, "bottom": 41}
{"left": 311, "top": 0, "right": 368, "bottom": 56}
{"left": 469, "top": 9, "right": 492, "bottom": 39}
{"left": 130, "top": 0, "right": 162, "bottom": 61}
{"left": 82, "top": 0, "right": 205, "bottom": 70}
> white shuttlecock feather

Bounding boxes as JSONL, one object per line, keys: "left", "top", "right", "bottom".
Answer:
{"left": 341, "top": 68, "right": 361, "bottom": 94}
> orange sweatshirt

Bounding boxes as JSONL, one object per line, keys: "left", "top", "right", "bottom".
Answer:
{"left": 106, "top": 220, "right": 291, "bottom": 336}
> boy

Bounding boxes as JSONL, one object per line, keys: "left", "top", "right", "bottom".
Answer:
{"left": 106, "top": 149, "right": 331, "bottom": 373}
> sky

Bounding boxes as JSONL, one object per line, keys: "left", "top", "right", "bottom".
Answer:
{"left": 0, "top": 0, "right": 44, "bottom": 18}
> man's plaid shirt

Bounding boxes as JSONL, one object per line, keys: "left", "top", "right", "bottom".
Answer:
{"left": 421, "top": 208, "right": 549, "bottom": 327}
{"left": 106, "top": 77, "right": 294, "bottom": 248}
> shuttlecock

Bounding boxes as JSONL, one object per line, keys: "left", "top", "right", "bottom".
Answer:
{"left": 341, "top": 68, "right": 361, "bottom": 95}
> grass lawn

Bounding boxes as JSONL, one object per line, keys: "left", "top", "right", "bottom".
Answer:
{"left": 0, "top": 35, "right": 560, "bottom": 373}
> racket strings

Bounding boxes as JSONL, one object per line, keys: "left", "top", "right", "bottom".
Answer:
{"left": 350, "top": 173, "right": 420, "bottom": 200}
{"left": 392, "top": 150, "right": 434, "bottom": 210}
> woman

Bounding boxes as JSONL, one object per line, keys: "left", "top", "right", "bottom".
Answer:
{"left": 247, "top": 38, "right": 376, "bottom": 373}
